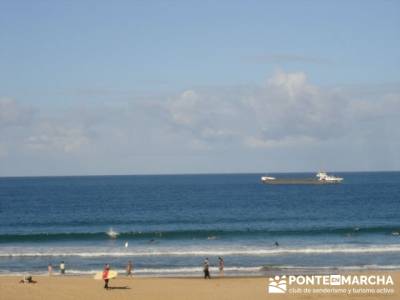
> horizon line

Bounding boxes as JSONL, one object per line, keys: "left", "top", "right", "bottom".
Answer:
{"left": 0, "top": 169, "right": 399, "bottom": 179}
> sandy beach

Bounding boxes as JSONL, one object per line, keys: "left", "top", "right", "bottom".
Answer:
{"left": 1, "top": 272, "right": 398, "bottom": 300}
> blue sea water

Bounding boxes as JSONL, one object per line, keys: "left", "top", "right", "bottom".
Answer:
{"left": 0, "top": 172, "right": 399, "bottom": 276}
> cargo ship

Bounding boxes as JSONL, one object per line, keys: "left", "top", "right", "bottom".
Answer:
{"left": 261, "top": 172, "right": 343, "bottom": 185}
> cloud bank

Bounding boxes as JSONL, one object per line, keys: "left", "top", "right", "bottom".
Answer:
{"left": 1, "top": 71, "right": 399, "bottom": 175}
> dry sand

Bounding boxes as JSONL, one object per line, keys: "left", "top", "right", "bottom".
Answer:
{"left": 1, "top": 272, "right": 398, "bottom": 300}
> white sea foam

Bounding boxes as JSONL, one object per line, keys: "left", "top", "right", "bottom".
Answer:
{"left": 0, "top": 266, "right": 261, "bottom": 276}
{"left": 1, "top": 265, "right": 400, "bottom": 277}
{"left": 106, "top": 228, "right": 119, "bottom": 238}
{"left": 262, "top": 264, "right": 400, "bottom": 270}
{"left": 1, "top": 244, "right": 400, "bottom": 257}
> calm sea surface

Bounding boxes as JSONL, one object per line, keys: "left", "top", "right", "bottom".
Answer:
{"left": 0, "top": 172, "right": 399, "bottom": 276}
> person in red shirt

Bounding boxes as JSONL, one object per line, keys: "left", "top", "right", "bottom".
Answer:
{"left": 102, "top": 264, "right": 110, "bottom": 289}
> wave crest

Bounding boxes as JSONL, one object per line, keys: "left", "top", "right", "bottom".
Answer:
{"left": 1, "top": 245, "right": 400, "bottom": 257}
{"left": 1, "top": 225, "right": 399, "bottom": 242}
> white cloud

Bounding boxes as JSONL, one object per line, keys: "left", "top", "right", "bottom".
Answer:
{"left": 164, "top": 88, "right": 243, "bottom": 146}
{"left": 0, "top": 97, "right": 34, "bottom": 127}
{"left": 26, "top": 123, "right": 90, "bottom": 153}
{"left": 242, "top": 70, "right": 350, "bottom": 143}
{"left": 163, "top": 71, "right": 350, "bottom": 148}
{"left": 348, "top": 92, "right": 400, "bottom": 121}
{"left": 244, "top": 135, "right": 316, "bottom": 149}
{"left": 200, "top": 128, "right": 238, "bottom": 140}
{"left": 1, "top": 70, "right": 399, "bottom": 175}
{"left": 0, "top": 98, "right": 91, "bottom": 155}
{"left": 162, "top": 71, "right": 400, "bottom": 155}
{"left": 167, "top": 90, "right": 200, "bottom": 126}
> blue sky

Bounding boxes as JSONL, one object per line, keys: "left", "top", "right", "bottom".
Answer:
{"left": 0, "top": 1, "right": 399, "bottom": 175}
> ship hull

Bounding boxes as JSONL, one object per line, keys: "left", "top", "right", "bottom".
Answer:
{"left": 261, "top": 179, "right": 341, "bottom": 185}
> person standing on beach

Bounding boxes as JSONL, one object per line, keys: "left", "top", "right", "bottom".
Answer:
{"left": 103, "top": 264, "right": 110, "bottom": 289}
{"left": 48, "top": 263, "right": 52, "bottom": 276}
{"left": 218, "top": 257, "right": 224, "bottom": 276}
{"left": 203, "top": 258, "right": 211, "bottom": 279}
{"left": 59, "top": 261, "right": 65, "bottom": 275}
{"left": 126, "top": 260, "right": 133, "bottom": 277}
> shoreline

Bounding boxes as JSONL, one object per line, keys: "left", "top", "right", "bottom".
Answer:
{"left": 1, "top": 272, "right": 399, "bottom": 300}
{"left": 2, "top": 265, "right": 400, "bottom": 277}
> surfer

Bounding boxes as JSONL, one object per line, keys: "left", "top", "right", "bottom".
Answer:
{"left": 103, "top": 264, "right": 110, "bottom": 289}
{"left": 274, "top": 241, "right": 279, "bottom": 247}
{"left": 203, "top": 258, "right": 211, "bottom": 279}
{"left": 126, "top": 260, "right": 133, "bottom": 277}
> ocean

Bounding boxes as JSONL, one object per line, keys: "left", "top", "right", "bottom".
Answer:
{"left": 0, "top": 172, "right": 399, "bottom": 277}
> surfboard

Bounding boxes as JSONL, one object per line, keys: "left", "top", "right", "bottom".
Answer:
{"left": 94, "top": 270, "right": 118, "bottom": 280}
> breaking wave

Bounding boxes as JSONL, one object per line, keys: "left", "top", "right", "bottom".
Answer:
{"left": 1, "top": 244, "right": 400, "bottom": 258}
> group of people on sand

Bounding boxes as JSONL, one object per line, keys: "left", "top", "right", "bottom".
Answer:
{"left": 21, "top": 257, "right": 225, "bottom": 287}
{"left": 47, "top": 261, "right": 66, "bottom": 276}
{"left": 203, "top": 257, "right": 224, "bottom": 279}
{"left": 20, "top": 261, "right": 66, "bottom": 284}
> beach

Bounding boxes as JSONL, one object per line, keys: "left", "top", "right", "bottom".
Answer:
{"left": 1, "top": 272, "right": 399, "bottom": 300}
{"left": 1, "top": 173, "right": 399, "bottom": 298}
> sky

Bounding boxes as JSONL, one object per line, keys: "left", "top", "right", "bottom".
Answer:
{"left": 0, "top": 0, "right": 399, "bottom": 176}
